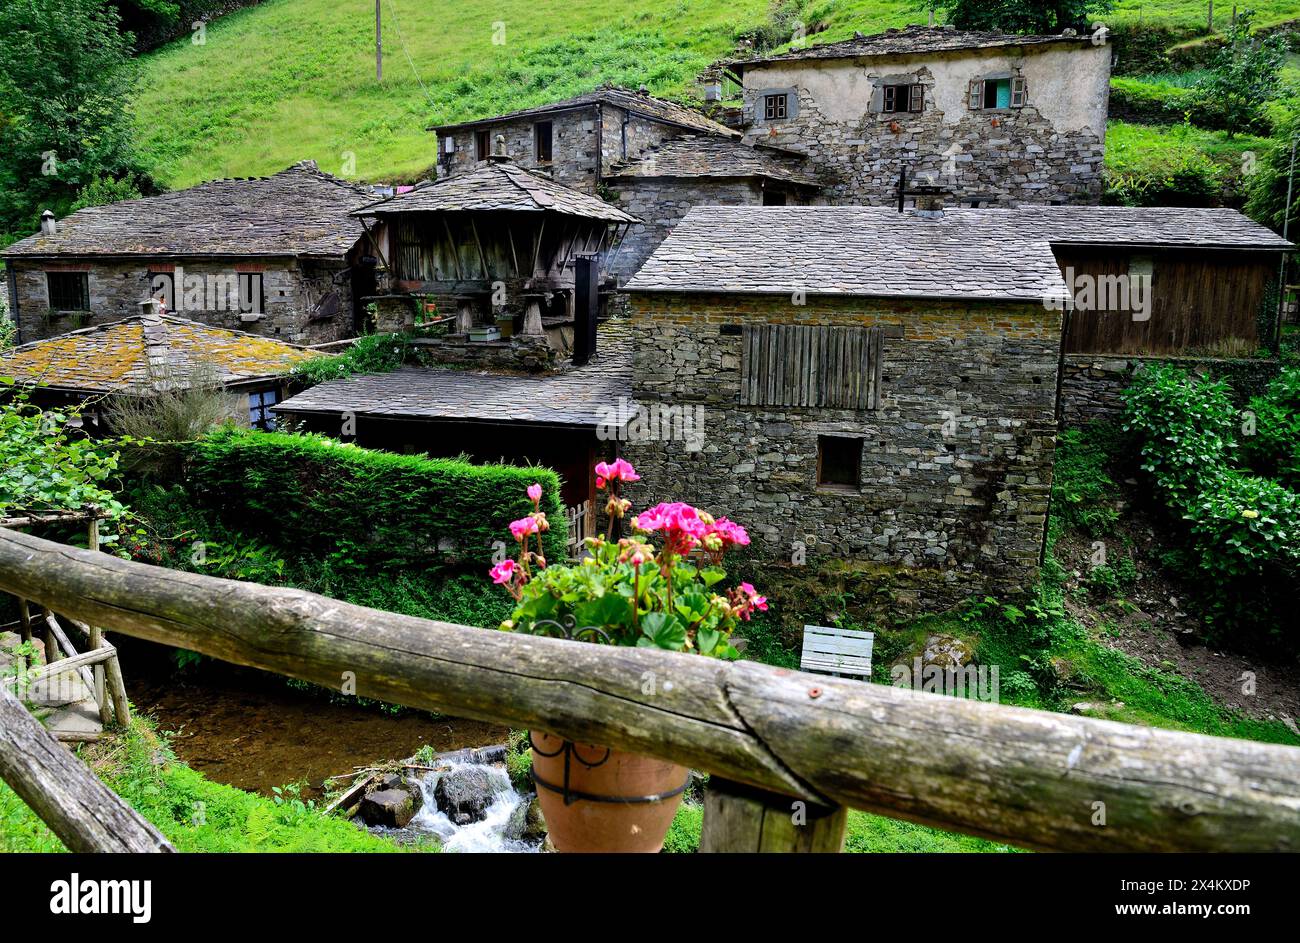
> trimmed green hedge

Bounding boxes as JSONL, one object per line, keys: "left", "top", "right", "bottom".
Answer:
{"left": 185, "top": 427, "right": 567, "bottom": 572}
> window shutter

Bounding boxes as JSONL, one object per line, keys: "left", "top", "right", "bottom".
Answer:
{"left": 1010, "top": 76, "right": 1027, "bottom": 108}
{"left": 741, "top": 325, "right": 881, "bottom": 410}
{"left": 968, "top": 78, "right": 983, "bottom": 110}
{"left": 909, "top": 83, "right": 924, "bottom": 113}
{"left": 870, "top": 85, "right": 885, "bottom": 113}
{"left": 882, "top": 85, "right": 897, "bottom": 112}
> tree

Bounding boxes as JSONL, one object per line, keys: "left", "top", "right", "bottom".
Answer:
{"left": 937, "top": 0, "right": 1112, "bottom": 34}
{"left": 0, "top": 0, "right": 142, "bottom": 240}
{"left": 1194, "top": 10, "right": 1290, "bottom": 136}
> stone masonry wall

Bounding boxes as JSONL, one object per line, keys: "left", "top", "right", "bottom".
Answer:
{"left": 608, "top": 178, "right": 763, "bottom": 283}
{"left": 741, "top": 44, "right": 1109, "bottom": 205}
{"left": 9, "top": 257, "right": 350, "bottom": 345}
{"left": 623, "top": 293, "right": 1062, "bottom": 611}
{"left": 1060, "top": 354, "right": 1283, "bottom": 427}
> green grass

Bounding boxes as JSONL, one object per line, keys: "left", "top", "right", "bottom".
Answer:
{"left": 1103, "top": 118, "right": 1269, "bottom": 203}
{"left": 0, "top": 717, "right": 413, "bottom": 852}
{"left": 129, "top": 0, "right": 1300, "bottom": 189}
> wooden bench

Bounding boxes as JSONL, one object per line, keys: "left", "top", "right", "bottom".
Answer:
{"left": 800, "top": 625, "right": 874, "bottom": 679}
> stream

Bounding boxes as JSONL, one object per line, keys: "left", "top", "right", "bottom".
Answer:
{"left": 124, "top": 639, "right": 509, "bottom": 799}
{"left": 389, "top": 761, "right": 541, "bottom": 853}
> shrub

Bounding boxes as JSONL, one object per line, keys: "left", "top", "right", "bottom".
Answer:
{"left": 0, "top": 388, "right": 126, "bottom": 524}
{"left": 291, "top": 333, "right": 417, "bottom": 387}
{"left": 184, "top": 426, "right": 567, "bottom": 572}
{"left": 1242, "top": 368, "right": 1300, "bottom": 487}
{"left": 1122, "top": 365, "right": 1300, "bottom": 638}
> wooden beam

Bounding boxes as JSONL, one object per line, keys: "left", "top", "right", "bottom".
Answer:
{"left": 0, "top": 527, "right": 1298, "bottom": 853}
{"left": 0, "top": 682, "right": 173, "bottom": 852}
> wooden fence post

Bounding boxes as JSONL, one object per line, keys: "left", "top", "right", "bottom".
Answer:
{"left": 0, "top": 681, "right": 172, "bottom": 853}
{"left": 700, "top": 777, "right": 847, "bottom": 853}
{"left": 85, "top": 520, "right": 112, "bottom": 726}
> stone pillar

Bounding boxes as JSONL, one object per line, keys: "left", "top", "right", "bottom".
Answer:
{"left": 454, "top": 295, "right": 477, "bottom": 335}
{"left": 521, "top": 294, "right": 545, "bottom": 337}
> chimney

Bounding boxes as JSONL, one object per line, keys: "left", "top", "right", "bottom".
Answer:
{"left": 491, "top": 133, "right": 508, "bottom": 159}
{"left": 913, "top": 186, "right": 946, "bottom": 218}
{"left": 139, "top": 297, "right": 165, "bottom": 318}
{"left": 638, "top": 84, "right": 649, "bottom": 96}
{"left": 573, "top": 256, "right": 599, "bottom": 367}
{"left": 39, "top": 210, "right": 56, "bottom": 236}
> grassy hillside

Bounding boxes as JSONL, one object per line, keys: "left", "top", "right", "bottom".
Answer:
{"left": 131, "top": 0, "right": 1298, "bottom": 189}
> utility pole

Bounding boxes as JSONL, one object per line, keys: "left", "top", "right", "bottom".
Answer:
{"left": 376, "top": 0, "right": 382, "bottom": 83}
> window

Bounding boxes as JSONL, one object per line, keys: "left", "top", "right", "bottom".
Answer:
{"left": 762, "top": 190, "right": 787, "bottom": 206}
{"left": 237, "top": 272, "right": 264, "bottom": 314}
{"left": 248, "top": 389, "right": 279, "bottom": 431}
{"left": 764, "top": 93, "right": 788, "bottom": 121}
{"left": 882, "top": 83, "right": 924, "bottom": 114}
{"left": 969, "top": 76, "right": 1026, "bottom": 110}
{"left": 817, "top": 436, "right": 862, "bottom": 491}
{"left": 46, "top": 272, "right": 88, "bottom": 311}
{"left": 475, "top": 129, "right": 492, "bottom": 160}
{"left": 534, "top": 121, "right": 553, "bottom": 163}
{"left": 741, "top": 324, "right": 882, "bottom": 409}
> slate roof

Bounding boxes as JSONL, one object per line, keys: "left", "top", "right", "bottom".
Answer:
{"left": 731, "top": 24, "right": 1093, "bottom": 71}
{"left": 952, "top": 205, "right": 1294, "bottom": 250}
{"left": 0, "top": 315, "right": 324, "bottom": 394}
{"left": 274, "top": 341, "right": 632, "bottom": 428}
{"left": 624, "top": 206, "right": 1068, "bottom": 302}
{"left": 353, "top": 160, "right": 638, "bottom": 223}
{"left": 1, "top": 162, "right": 372, "bottom": 260}
{"left": 606, "top": 136, "right": 824, "bottom": 188}
{"left": 429, "top": 85, "right": 737, "bottom": 139}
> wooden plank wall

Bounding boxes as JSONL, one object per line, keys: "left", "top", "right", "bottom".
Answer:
{"left": 1060, "top": 248, "right": 1273, "bottom": 355}
{"left": 741, "top": 325, "right": 881, "bottom": 409}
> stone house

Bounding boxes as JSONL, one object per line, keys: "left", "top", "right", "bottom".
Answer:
{"left": 602, "top": 135, "right": 824, "bottom": 281}
{"left": 0, "top": 311, "right": 325, "bottom": 434}
{"left": 1, "top": 162, "right": 376, "bottom": 347}
{"left": 429, "top": 85, "right": 740, "bottom": 194}
{"left": 623, "top": 205, "right": 1067, "bottom": 609}
{"left": 429, "top": 86, "right": 832, "bottom": 282}
{"left": 931, "top": 204, "right": 1292, "bottom": 425}
{"left": 728, "top": 24, "right": 1111, "bottom": 205}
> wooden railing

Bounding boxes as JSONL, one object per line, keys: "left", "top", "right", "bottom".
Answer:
{"left": 0, "top": 515, "right": 130, "bottom": 737}
{"left": 1, "top": 526, "right": 1299, "bottom": 853}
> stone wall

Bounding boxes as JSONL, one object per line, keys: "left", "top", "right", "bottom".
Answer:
{"left": 608, "top": 178, "right": 764, "bottom": 283}
{"left": 8, "top": 257, "right": 352, "bottom": 346}
{"left": 1060, "top": 354, "right": 1284, "bottom": 427}
{"left": 623, "top": 292, "right": 1062, "bottom": 611}
{"left": 740, "top": 43, "right": 1109, "bottom": 205}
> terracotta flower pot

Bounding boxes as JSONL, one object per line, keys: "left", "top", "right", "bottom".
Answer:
{"left": 530, "top": 731, "right": 689, "bottom": 853}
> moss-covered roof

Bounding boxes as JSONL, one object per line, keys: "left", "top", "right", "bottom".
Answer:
{"left": 0, "top": 314, "right": 325, "bottom": 394}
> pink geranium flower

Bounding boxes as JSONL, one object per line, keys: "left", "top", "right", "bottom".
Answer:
{"left": 489, "top": 559, "right": 518, "bottom": 585}
{"left": 708, "top": 517, "right": 750, "bottom": 548}
{"left": 527, "top": 483, "right": 542, "bottom": 504}
{"left": 633, "top": 501, "right": 710, "bottom": 556}
{"left": 595, "top": 458, "right": 641, "bottom": 489}
{"left": 509, "top": 516, "right": 539, "bottom": 541}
